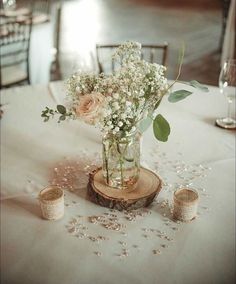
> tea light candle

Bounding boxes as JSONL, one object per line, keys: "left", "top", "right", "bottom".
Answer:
{"left": 39, "top": 186, "right": 64, "bottom": 220}
{"left": 173, "top": 188, "right": 199, "bottom": 222}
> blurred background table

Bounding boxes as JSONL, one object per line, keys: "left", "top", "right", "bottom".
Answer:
{"left": 0, "top": 1, "right": 59, "bottom": 86}
{"left": 1, "top": 81, "right": 235, "bottom": 284}
{"left": 2, "top": 0, "right": 235, "bottom": 88}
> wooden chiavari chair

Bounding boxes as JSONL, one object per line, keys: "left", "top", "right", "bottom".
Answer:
{"left": 0, "top": 12, "right": 32, "bottom": 88}
{"left": 96, "top": 43, "right": 168, "bottom": 74}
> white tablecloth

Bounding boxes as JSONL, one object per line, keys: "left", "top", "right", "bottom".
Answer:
{"left": 0, "top": 81, "right": 235, "bottom": 284}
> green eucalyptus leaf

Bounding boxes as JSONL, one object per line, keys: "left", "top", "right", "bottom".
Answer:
{"left": 139, "top": 116, "right": 153, "bottom": 133}
{"left": 168, "top": 90, "right": 192, "bottom": 103}
{"left": 188, "top": 80, "right": 209, "bottom": 92}
{"left": 153, "top": 114, "right": 170, "bottom": 142}
{"left": 59, "top": 115, "right": 66, "bottom": 121}
{"left": 124, "top": 157, "right": 134, "bottom": 162}
{"left": 57, "top": 105, "right": 66, "bottom": 114}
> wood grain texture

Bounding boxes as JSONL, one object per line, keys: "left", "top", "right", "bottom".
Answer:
{"left": 87, "top": 167, "right": 162, "bottom": 211}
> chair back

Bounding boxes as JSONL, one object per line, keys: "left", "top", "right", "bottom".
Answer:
{"left": 96, "top": 43, "right": 168, "bottom": 74}
{"left": 0, "top": 12, "right": 32, "bottom": 88}
{"left": 23, "top": 0, "right": 51, "bottom": 24}
{"left": 32, "top": 0, "right": 51, "bottom": 16}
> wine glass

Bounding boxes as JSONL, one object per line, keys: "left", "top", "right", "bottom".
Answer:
{"left": 216, "top": 59, "right": 236, "bottom": 129}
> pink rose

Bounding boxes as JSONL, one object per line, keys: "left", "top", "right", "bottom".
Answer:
{"left": 75, "top": 93, "right": 104, "bottom": 124}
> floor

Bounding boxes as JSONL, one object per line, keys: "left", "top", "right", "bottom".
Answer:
{"left": 53, "top": 0, "right": 222, "bottom": 86}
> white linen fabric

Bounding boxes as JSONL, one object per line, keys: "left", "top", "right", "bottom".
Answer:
{"left": 0, "top": 82, "right": 235, "bottom": 284}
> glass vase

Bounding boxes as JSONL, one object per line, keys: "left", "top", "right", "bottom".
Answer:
{"left": 102, "top": 130, "right": 140, "bottom": 191}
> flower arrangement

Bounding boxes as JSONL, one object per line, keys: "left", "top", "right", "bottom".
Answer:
{"left": 42, "top": 41, "right": 208, "bottom": 190}
{"left": 42, "top": 41, "right": 207, "bottom": 141}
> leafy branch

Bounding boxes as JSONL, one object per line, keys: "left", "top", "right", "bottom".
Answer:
{"left": 164, "top": 44, "right": 209, "bottom": 104}
{"left": 138, "top": 44, "right": 210, "bottom": 142}
{"left": 41, "top": 105, "right": 73, "bottom": 123}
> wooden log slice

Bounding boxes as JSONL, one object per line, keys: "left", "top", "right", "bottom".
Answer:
{"left": 87, "top": 167, "right": 162, "bottom": 211}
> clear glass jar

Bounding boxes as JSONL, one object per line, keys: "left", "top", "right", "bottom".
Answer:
{"left": 102, "top": 130, "right": 140, "bottom": 191}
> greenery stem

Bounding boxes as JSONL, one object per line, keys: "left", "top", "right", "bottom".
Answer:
{"left": 103, "top": 143, "right": 109, "bottom": 184}
{"left": 166, "top": 43, "right": 185, "bottom": 92}
{"left": 119, "top": 156, "right": 124, "bottom": 188}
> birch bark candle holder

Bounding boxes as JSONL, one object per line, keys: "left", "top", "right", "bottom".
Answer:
{"left": 39, "top": 186, "right": 64, "bottom": 220}
{"left": 173, "top": 188, "right": 199, "bottom": 222}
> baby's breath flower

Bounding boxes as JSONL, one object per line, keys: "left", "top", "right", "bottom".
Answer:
{"left": 113, "top": 93, "right": 119, "bottom": 99}
{"left": 126, "top": 107, "right": 132, "bottom": 113}
{"left": 64, "top": 41, "right": 170, "bottom": 134}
